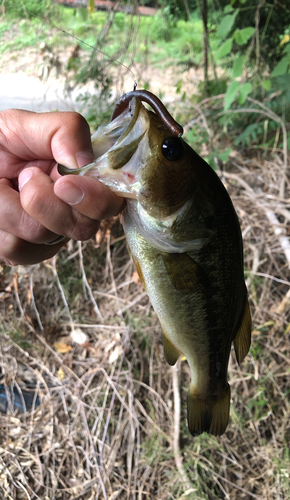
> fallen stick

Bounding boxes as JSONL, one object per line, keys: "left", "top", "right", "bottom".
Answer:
{"left": 266, "top": 210, "right": 290, "bottom": 269}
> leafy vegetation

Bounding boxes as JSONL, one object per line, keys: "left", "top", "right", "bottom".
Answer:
{"left": 0, "top": 1, "right": 289, "bottom": 499}
{"left": 205, "top": 0, "right": 290, "bottom": 160}
{"left": 216, "top": 0, "right": 290, "bottom": 68}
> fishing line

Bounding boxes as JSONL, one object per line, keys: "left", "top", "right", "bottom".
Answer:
{"left": 25, "top": 8, "right": 137, "bottom": 87}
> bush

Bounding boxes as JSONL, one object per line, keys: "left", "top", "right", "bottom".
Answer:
{"left": 215, "top": 0, "right": 290, "bottom": 69}
{"left": 2, "top": 0, "right": 54, "bottom": 19}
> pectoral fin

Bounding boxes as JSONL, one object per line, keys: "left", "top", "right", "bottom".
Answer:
{"left": 161, "top": 253, "right": 207, "bottom": 294}
{"left": 132, "top": 256, "right": 147, "bottom": 291}
{"left": 233, "top": 296, "right": 252, "bottom": 364}
{"left": 187, "top": 383, "right": 230, "bottom": 436}
{"left": 162, "top": 331, "right": 182, "bottom": 365}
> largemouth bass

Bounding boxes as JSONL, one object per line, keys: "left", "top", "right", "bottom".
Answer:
{"left": 58, "top": 90, "right": 251, "bottom": 436}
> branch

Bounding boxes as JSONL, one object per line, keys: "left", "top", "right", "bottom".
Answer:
{"left": 172, "top": 361, "right": 193, "bottom": 492}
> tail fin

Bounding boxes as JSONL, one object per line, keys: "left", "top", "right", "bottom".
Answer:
{"left": 187, "top": 383, "right": 230, "bottom": 436}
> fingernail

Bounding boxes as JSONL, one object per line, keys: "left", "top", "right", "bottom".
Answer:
{"left": 55, "top": 181, "right": 84, "bottom": 205}
{"left": 18, "top": 168, "right": 34, "bottom": 191}
{"left": 76, "top": 150, "right": 94, "bottom": 168}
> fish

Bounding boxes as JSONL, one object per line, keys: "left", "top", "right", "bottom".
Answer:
{"left": 58, "top": 90, "right": 251, "bottom": 436}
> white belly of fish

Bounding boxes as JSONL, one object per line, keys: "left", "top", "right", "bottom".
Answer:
{"left": 122, "top": 202, "right": 210, "bottom": 394}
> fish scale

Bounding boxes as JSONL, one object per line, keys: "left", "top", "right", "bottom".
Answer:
{"left": 58, "top": 90, "right": 252, "bottom": 436}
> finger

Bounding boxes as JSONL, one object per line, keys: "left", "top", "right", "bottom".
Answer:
{"left": 0, "top": 230, "right": 68, "bottom": 266}
{"left": 19, "top": 167, "right": 101, "bottom": 241}
{"left": 0, "top": 109, "right": 94, "bottom": 177}
{"left": 0, "top": 181, "right": 58, "bottom": 244}
{"left": 0, "top": 179, "right": 13, "bottom": 187}
{"left": 54, "top": 175, "right": 125, "bottom": 220}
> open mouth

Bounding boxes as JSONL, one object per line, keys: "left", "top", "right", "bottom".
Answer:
{"left": 58, "top": 97, "right": 149, "bottom": 198}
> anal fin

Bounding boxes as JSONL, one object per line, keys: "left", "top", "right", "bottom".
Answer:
{"left": 187, "top": 383, "right": 230, "bottom": 436}
{"left": 233, "top": 296, "right": 252, "bottom": 364}
{"left": 162, "top": 331, "right": 181, "bottom": 366}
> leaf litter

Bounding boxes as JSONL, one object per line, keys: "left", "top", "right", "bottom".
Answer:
{"left": 0, "top": 139, "right": 289, "bottom": 499}
{"left": 0, "top": 16, "right": 289, "bottom": 500}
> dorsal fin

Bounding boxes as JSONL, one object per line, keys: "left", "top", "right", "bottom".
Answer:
{"left": 233, "top": 296, "right": 252, "bottom": 364}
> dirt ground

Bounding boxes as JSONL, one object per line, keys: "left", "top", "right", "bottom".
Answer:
{"left": 0, "top": 20, "right": 290, "bottom": 500}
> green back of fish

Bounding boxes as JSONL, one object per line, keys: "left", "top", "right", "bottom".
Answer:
{"left": 123, "top": 142, "right": 251, "bottom": 436}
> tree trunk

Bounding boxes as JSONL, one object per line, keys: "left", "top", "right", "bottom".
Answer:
{"left": 201, "top": 0, "right": 209, "bottom": 95}
{"left": 182, "top": 0, "right": 191, "bottom": 20}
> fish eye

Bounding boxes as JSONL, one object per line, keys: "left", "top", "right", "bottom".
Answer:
{"left": 161, "top": 137, "right": 183, "bottom": 161}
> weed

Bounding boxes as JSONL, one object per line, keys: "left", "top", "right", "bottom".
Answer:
{"left": 0, "top": 3, "right": 290, "bottom": 499}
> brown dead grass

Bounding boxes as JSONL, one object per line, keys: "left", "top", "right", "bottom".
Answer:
{"left": 0, "top": 12, "right": 290, "bottom": 500}
{"left": 0, "top": 143, "right": 290, "bottom": 499}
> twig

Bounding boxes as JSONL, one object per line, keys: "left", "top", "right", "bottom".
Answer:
{"left": 172, "top": 361, "right": 192, "bottom": 491}
{"left": 247, "top": 95, "right": 288, "bottom": 199}
{"left": 51, "top": 256, "right": 74, "bottom": 327}
{"left": 265, "top": 210, "right": 290, "bottom": 269}
{"left": 78, "top": 241, "right": 104, "bottom": 323}
{"left": 216, "top": 102, "right": 288, "bottom": 198}
{"left": 29, "top": 270, "right": 43, "bottom": 331}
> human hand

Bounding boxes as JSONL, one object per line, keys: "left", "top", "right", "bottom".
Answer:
{"left": 0, "top": 109, "right": 124, "bottom": 266}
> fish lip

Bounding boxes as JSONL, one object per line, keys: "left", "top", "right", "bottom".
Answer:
{"left": 58, "top": 96, "right": 149, "bottom": 198}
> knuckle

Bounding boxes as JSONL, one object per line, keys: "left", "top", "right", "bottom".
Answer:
{"left": 0, "top": 231, "right": 17, "bottom": 252}
{"left": 21, "top": 195, "right": 46, "bottom": 227}
{"left": 20, "top": 217, "right": 49, "bottom": 243}
{"left": 69, "top": 213, "right": 99, "bottom": 241}
{"left": 21, "top": 182, "right": 53, "bottom": 221}
{"left": 0, "top": 232, "right": 23, "bottom": 265}
{"left": 62, "top": 112, "right": 90, "bottom": 137}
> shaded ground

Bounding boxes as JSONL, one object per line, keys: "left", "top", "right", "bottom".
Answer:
{"left": 0, "top": 12, "right": 290, "bottom": 500}
{"left": 0, "top": 72, "right": 81, "bottom": 112}
{"left": 1, "top": 149, "right": 290, "bottom": 499}
{"left": 0, "top": 33, "right": 204, "bottom": 115}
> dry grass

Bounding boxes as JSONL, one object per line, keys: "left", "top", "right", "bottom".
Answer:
{"left": 0, "top": 147, "right": 290, "bottom": 499}
{"left": 0, "top": 12, "right": 290, "bottom": 499}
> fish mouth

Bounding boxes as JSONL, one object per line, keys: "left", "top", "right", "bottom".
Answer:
{"left": 58, "top": 97, "right": 149, "bottom": 198}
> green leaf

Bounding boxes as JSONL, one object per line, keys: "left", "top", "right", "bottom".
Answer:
{"left": 224, "top": 80, "right": 240, "bottom": 110}
{"left": 232, "top": 55, "right": 246, "bottom": 77}
{"left": 261, "top": 80, "right": 271, "bottom": 91}
{"left": 234, "top": 27, "right": 255, "bottom": 45}
{"left": 218, "top": 147, "right": 232, "bottom": 162}
{"left": 238, "top": 82, "right": 252, "bottom": 104}
{"left": 224, "top": 5, "right": 234, "bottom": 13}
{"left": 175, "top": 80, "right": 183, "bottom": 94}
{"left": 217, "top": 38, "right": 233, "bottom": 58}
{"left": 235, "top": 123, "right": 259, "bottom": 147}
{"left": 216, "top": 10, "right": 239, "bottom": 39}
{"left": 272, "top": 56, "right": 290, "bottom": 77}
{"left": 78, "top": 7, "right": 88, "bottom": 21}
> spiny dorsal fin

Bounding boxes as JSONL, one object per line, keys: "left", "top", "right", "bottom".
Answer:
{"left": 233, "top": 296, "right": 252, "bottom": 364}
{"left": 187, "top": 383, "right": 230, "bottom": 436}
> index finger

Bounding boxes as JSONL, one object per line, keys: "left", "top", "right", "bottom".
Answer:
{"left": 0, "top": 109, "right": 94, "bottom": 177}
